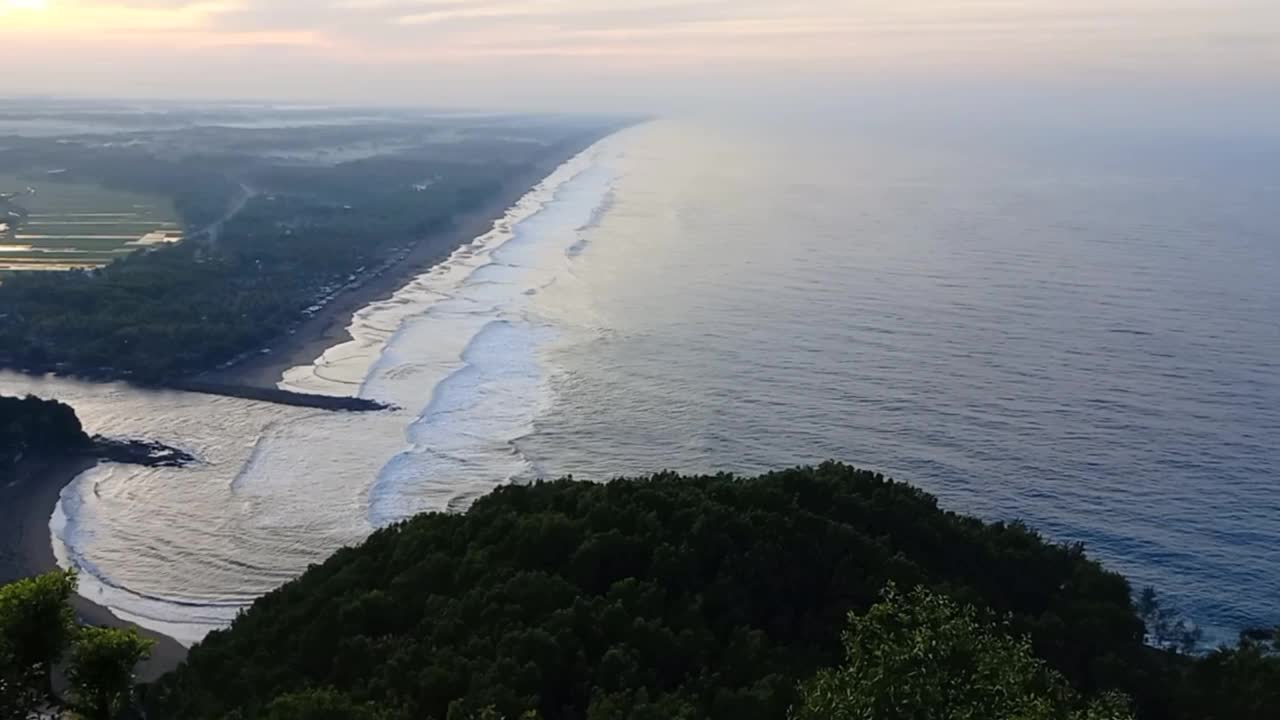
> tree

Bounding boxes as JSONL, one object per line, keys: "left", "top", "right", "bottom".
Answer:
{"left": 260, "top": 688, "right": 388, "bottom": 720}
{"left": 791, "top": 585, "right": 1134, "bottom": 720}
{"left": 65, "top": 626, "right": 153, "bottom": 720}
{"left": 0, "top": 570, "right": 77, "bottom": 718}
{"left": 1136, "top": 587, "right": 1202, "bottom": 654}
{"left": 1173, "top": 633, "right": 1280, "bottom": 720}
{"left": 0, "top": 571, "right": 153, "bottom": 720}
{"left": 147, "top": 467, "right": 1149, "bottom": 720}
{"left": 0, "top": 395, "right": 91, "bottom": 483}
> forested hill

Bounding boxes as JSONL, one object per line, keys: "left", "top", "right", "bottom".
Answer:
{"left": 0, "top": 394, "right": 90, "bottom": 480}
{"left": 146, "top": 464, "right": 1190, "bottom": 720}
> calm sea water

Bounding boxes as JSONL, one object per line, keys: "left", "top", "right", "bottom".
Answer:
{"left": 520, "top": 120, "right": 1280, "bottom": 643}
{"left": 2, "top": 118, "right": 1276, "bottom": 645}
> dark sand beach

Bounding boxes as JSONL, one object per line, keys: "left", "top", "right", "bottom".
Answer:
{"left": 0, "top": 134, "right": 613, "bottom": 679}
{"left": 0, "top": 455, "right": 189, "bottom": 681}
{"left": 204, "top": 146, "right": 604, "bottom": 391}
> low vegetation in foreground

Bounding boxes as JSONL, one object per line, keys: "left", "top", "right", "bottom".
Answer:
{"left": 4, "top": 464, "right": 1277, "bottom": 719}
{"left": 0, "top": 571, "right": 153, "bottom": 720}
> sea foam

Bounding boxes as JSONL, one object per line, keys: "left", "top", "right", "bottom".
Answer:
{"left": 27, "top": 138, "right": 622, "bottom": 646}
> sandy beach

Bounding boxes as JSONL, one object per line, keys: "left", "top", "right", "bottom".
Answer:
{"left": 203, "top": 145, "right": 604, "bottom": 390}
{"left": 0, "top": 134, "right": 612, "bottom": 680}
{"left": 0, "top": 455, "right": 189, "bottom": 681}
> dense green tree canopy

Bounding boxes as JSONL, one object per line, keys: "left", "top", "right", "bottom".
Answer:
{"left": 0, "top": 394, "right": 90, "bottom": 481}
{"left": 0, "top": 570, "right": 78, "bottom": 719}
{"left": 0, "top": 571, "right": 152, "bottom": 720}
{"left": 66, "top": 626, "right": 155, "bottom": 720}
{"left": 260, "top": 688, "right": 390, "bottom": 720}
{"left": 2, "top": 464, "right": 1277, "bottom": 720}
{"left": 145, "top": 464, "right": 1151, "bottom": 720}
{"left": 1174, "top": 635, "right": 1280, "bottom": 720}
{"left": 792, "top": 585, "right": 1134, "bottom": 720}
{"left": 0, "top": 394, "right": 88, "bottom": 448}
{"left": 0, "top": 124, "right": 616, "bottom": 382}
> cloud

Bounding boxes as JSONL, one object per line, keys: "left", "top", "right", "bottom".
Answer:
{"left": 2, "top": 0, "right": 243, "bottom": 30}
{"left": 10, "top": 0, "right": 1279, "bottom": 57}
{"left": 0, "top": 0, "right": 1276, "bottom": 108}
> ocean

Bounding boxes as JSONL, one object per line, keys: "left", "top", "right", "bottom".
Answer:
{"left": 2, "top": 117, "right": 1277, "bottom": 646}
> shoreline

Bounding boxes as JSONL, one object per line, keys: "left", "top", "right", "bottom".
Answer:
{"left": 0, "top": 133, "right": 618, "bottom": 398}
{"left": 0, "top": 454, "right": 189, "bottom": 681}
{"left": 203, "top": 134, "right": 616, "bottom": 390}
{"left": 0, "top": 130, "right": 623, "bottom": 682}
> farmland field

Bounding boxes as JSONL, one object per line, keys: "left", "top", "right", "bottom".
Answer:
{"left": 0, "top": 172, "right": 182, "bottom": 271}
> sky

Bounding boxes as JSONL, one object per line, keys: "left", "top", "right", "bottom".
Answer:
{"left": 1, "top": 0, "right": 1277, "bottom": 121}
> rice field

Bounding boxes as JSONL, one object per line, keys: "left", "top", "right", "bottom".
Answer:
{"left": 0, "top": 173, "right": 182, "bottom": 271}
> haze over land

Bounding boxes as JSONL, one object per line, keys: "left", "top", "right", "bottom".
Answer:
{"left": 0, "top": 0, "right": 1278, "bottom": 134}
{"left": 0, "top": 1, "right": 1278, "bottom": 718}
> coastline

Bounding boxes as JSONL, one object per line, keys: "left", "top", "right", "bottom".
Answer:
{"left": 0, "top": 454, "right": 189, "bottom": 681}
{"left": 203, "top": 135, "right": 616, "bottom": 390}
{"left": 0, "top": 130, "right": 621, "bottom": 682}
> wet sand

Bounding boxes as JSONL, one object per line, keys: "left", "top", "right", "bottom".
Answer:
{"left": 206, "top": 144, "right": 607, "bottom": 390}
{"left": 0, "top": 130, "right": 619, "bottom": 682}
{"left": 0, "top": 455, "right": 189, "bottom": 681}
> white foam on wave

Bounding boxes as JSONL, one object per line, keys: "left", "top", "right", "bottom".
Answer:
{"left": 279, "top": 141, "right": 621, "bottom": 523}
{"left": 364, "top": 157, "right": 619, "bottom": 521}
{"left": 279, "top": 146, "right": 612, "bottom": 400}
{"left": 34, "top": 137, "right": 623, "bottom": 646}
{"left": 366, "top": 319, "right": 551, "bottom": 526}
{"left": 51, "top": 480, "right": 244, "bottom": 646}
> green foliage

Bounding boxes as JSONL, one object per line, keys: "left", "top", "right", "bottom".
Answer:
{"left": 0, "top": 571, "right": 155, "bottom": 719}
{"left": 1170, "top": 634, "right": 1280, "bottom": 720}
{"left": 6, "top": 467, "right": 1278, "bottom": 720}
{"left": 259, "top": 688, "right": 388, "bottom": 720}
{"left": 0, "top": 394, "right": 91, "bottom": 481}
{"left": 145, "top": 464, "right": 1147, "bottom": 720}
{"left": 0, "top": 124, "right": 615, "bottom": 382}
{"left": 791, "top": 584, "right": 1135, "bottom": 720}
{"left": 1135, "top": 588, "right": 1202, "bottom": 655}
{"left": 65, "top": 626, "right": 154, "bottom": 720}
{"left": 0, "top": 570, "right": 78, "bottom": 719}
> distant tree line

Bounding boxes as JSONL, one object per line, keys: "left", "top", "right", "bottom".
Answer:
{"left": 0, "top": 125, "right": 617, "bottom": 382}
